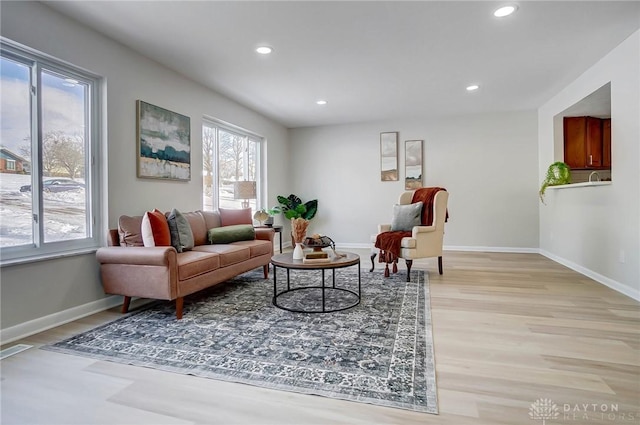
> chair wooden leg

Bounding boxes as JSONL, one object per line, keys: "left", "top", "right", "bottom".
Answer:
{"left": 263, "top": 264, "right": 269, "bottom": 278}
{"left": 176, "top": 297, "right": 184, "bottom": 320}
{"left": 438, "top": 256, "right": 443, "bottom": 275}
{"left": 121, "top": 296, "right": 131, "bottom": 314}
{"left": 370, "top": 252, "right": 377, "bottom": 272}
{"left": 405, "top": 259, "right": 413, "bottom": 282}
{"left": 384, "top": 263, "right": 390, "bottom": 277}
{"left": 392, "top": 259, "right": 398, "bottom": 274}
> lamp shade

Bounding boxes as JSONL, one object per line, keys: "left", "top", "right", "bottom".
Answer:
{"left": 234, "top": 181, "right": 256, "bottom": 200}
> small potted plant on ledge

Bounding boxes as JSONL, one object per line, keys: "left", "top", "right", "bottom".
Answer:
{"left": 539, "top": 161, "right": 571, "bottom": 204}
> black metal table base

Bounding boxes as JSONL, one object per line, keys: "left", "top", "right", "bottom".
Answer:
{"left": 273, "top": 265, "right": 361, "bottom": 313}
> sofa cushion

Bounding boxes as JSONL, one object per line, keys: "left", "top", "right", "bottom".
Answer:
{"left": 201, "top": 210, "right": 221, "bottom": 230}
{"left": 231, "top": 239, "right": 272, "bottom": 257}
{"left": 207, "top": 224, "right": 255, "bottom": 245}
{"left": 219, "top": 207, "right": 252, "bottom": 227}
{"left": 176, "top": 251, "right": 220, "bottom": 281}
{"left": 390, "top": 202, "right": 423, "bottom": 231}
{"left": 193, "top": 245, "right": 250, "bottom": 267}
{"left": 167, "top": 208, "right": 195, "bottom": 253}
{"left": 118, "top": 215, "right": 143, "bottom": 247}
{"left": 141, "top": 209, "right": 171, "bottom": 247}
{"left": 182, "top": 211, "right": 207, "bottom": 246}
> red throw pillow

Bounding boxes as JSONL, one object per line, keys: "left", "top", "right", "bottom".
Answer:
{"left": 141, "top": 209, "right": 171, "bottom": 247}
{"left": 219, "top": 207, "right": 253, "bottom": 227}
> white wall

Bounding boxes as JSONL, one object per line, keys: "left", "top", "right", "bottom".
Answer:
{"left": 538, "top": 30, "right": 640, "bottom": 300}
{"left": 0, "top": 1, "right": 290, "bottom": 334}
{"left": 289, "top": 111, "right": 539, "bottom": 251}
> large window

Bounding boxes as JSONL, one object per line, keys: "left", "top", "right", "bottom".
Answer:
{"left": 203, "top": 119, "right": 262, "bottom": 212}
{"left": 0, "top": 40, "right": 102, "bottom": 263}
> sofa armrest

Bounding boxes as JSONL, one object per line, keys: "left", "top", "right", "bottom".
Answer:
{"left": 96, "top": 246, "right": 177, "bottom": 267}
{"left": 255, "top": 227, "right": 275, "bottom": 242}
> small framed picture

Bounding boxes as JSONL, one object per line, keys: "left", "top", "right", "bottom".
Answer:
{"left": 380, "top": 132, "right": 399, "bottom": 181}
{"left": 405, "top": 140, "right": 423, "bottom": 189}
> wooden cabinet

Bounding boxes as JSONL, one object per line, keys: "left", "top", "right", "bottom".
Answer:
{"left": 563, "top": 116, "right": 611, "bottom": 169}
{"left": 603, "top": 118, "right": 611, "bottom": 168}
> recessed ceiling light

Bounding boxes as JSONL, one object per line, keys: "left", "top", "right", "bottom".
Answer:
{"left": 316, "top": 100, "right": 328, "bottom": 105}
{"left": 256, "top": 46, "right": 273, "bottom": 55}
{"left": 494, "top": 5, "right": 518, "bottom": 17}
{"left": 466, "top": 85, "right": 479, "bottom": 91}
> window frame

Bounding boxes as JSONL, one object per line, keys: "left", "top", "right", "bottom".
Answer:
{"left": 202, "top": 117, "right": 264, "bottom": 212}
{"left": 0, "top": 38, "right": 103, "bottom": 266}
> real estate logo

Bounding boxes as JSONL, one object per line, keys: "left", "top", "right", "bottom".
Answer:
{"left": 530, "top": 398, "right": 560, "bottom": 425}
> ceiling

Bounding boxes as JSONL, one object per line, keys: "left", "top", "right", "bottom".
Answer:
{"left": 43, "top": 1, "right": 640, "bottom": 129}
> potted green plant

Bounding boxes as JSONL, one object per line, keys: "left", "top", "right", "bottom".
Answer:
{"left": 539, "top": 161, "right": 571, "bottom": 204}
{"left": 276, "top": 194, "right": 318, "bottom": 220}
{"left": 263, "top": 206, "right": 281, "bottom": 227}
{"left": 276, "top": 194, "right": 318, "bottom": 257}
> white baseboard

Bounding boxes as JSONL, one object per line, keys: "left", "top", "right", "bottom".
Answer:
{"left": 338, "top": 243, "right": 540, "bottom": 254}
{"left": 539, "top": 250, "right": 640, "bottom": 302}
{"left": 334, "top": 242, "right": 374, "bottom": 250}
{"left": 444, "top": 245, "right": 539, "bottom": 253}
{"left": 0, "top": 295, "right": 123, "bottom": 345}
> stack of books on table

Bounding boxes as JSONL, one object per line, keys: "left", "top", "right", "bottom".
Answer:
{"left": 303, "top": 251, "right": 331, "bottom": 264}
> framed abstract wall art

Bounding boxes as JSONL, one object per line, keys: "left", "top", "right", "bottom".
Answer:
{"left": 380, "top": 132, "right": 399, "bottom": 181}
{"left": 137, "top": 100, "right": 191, "bottom": 181}
{"left": 405, "top": 139, "right": 423, "bottom": 189}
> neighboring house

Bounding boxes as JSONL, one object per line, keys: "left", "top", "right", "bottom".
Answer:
{"left": 0, "top": 147, "right": 29, "bottom": 174}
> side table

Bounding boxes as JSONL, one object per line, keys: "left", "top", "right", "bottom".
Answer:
{"left": 272, "top": 225, "right": 283, "bottom": 253}
{"left": 256, "top": 225, "right": 283, "bottom": 253}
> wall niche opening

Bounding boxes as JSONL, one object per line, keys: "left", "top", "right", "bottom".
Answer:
{"left": 554, "top": 82, "right": 611, "bottom": 184}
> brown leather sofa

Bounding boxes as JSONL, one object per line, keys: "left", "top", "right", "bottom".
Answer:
{"left": 96, "top": 210, "right": 274, "bottom": 319}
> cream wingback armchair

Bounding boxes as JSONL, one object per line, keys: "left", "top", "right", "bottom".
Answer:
{"left": 375, "top": 189, "right": 449, "bottom": 281}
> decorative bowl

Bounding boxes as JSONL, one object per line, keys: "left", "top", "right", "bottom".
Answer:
{"left": 303, "top": 236, "right": 332, "bottom": 251}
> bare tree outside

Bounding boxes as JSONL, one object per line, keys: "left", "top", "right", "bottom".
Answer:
{"left": 20, "top": 131, "right": 85, "bottom": 178}
{"left": 218, "top": 131, "right": 245, "bottom": 182}
{"left": 203, "top": 126, "right": 215, "bottom": 196}
{"left": 52, "top": 133, "right": 84, "bottom": 178}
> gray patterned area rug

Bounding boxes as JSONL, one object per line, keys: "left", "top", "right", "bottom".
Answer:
{"left": 45, "top": 268, "right": 438, "bottom": 414}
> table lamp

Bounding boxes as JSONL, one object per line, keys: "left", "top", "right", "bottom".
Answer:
{"left": 234, "top": 181, "right": 256, "bottom": 209}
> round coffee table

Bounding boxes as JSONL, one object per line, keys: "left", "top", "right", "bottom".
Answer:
{"left": 271, "top": 252, "right": 361, "bottom": 313}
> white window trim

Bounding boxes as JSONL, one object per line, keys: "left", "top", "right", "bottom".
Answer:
{"left": 0, "top": 38, "right": 104, "bottom": 266}
{"left": 203, "top": 116, "right": 265, "bottom": 212}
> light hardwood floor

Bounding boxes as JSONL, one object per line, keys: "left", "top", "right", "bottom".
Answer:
{"left": 1, "top": 251, "right": 639, "bottom": 424}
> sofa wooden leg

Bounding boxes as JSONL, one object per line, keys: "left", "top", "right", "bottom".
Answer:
{"left": 384, "top": 263, "right": 390, "bottom": 277}
{"left": 121, "top": 296, "right": 131, "bottom": 314}
{"left": 405, "top": 259, "right": 413, "bottom": 282}
{"left": 176, "top": 297, "right": 184, "bottom": 320}
{"left": 438, "top": 256, "right": 443, "bottom": 275}
{"left": 370, "top": 252, "right": 377, "bottom": 272}
{"left": 263, "top": 264, "right": 269, "bottom": 279}
{"left": 392, "top": 259, "right": 398, "bottom": 274}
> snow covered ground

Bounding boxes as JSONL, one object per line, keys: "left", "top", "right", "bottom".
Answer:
{"left": 0, "top": 173, "right": 87, "bottom": 247}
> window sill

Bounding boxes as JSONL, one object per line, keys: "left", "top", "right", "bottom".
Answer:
{"left": 0, "top": 247, "right": 98, "bottom": 268}
{"left": 546, "top": 181, "right": 612, "bottom": 190}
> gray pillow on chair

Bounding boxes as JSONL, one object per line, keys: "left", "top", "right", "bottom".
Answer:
{"left": 390, "top": 202, "right": 423, "bottom": 231}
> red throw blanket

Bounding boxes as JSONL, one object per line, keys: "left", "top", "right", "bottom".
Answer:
{"left": 375, "top": 187, "right": 448, "bottom": 263}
